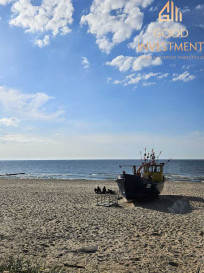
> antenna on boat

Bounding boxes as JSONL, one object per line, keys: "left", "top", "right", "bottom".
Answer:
{"left": 156, "top": 151, "right": 162, "bottom": 160}
{"left": 151, "top": 149, "right": 156, "bottom": 162}
{"left": 144, "top": 148, "right": 147, "bottom": 161}
{"left": 150, "top": 149, "right": 152, "bottom": 159}
{"left": 164, "top": 158, "right": 171, "bottom": 166}
{"left": 140, "top": 151, "right": 142, "bottom": 161}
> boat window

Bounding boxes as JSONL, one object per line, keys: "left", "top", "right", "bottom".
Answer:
{"left": 144, "top": 165, "right": 162, "bottom": 173}
{"left": 149, "top": 166, "right": 153, "bottom": 172}
{"left": 144, "top": 166, "right": 149, "bottom": 172}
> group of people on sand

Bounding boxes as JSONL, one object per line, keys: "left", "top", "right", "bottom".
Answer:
{"left": 94, "top": 186, "right": 115, "bottom": 195}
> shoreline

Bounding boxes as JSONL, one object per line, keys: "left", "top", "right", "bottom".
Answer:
{"left": 0, "top": 177, "right": 203, "bottom": 184}
{"left": 0, "top": 179, "right": 203, "bottom": 272}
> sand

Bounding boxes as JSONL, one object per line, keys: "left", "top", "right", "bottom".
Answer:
{"left": 0, "top": 179, "right": 203, "bottom": 273}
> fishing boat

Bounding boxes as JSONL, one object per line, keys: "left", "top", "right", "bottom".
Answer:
{"left": 116, "top": 149, "right": 169, "bottom": 201}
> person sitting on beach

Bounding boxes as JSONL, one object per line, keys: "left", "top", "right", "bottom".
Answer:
{"left": 94, "top": 186, "right": 102, "bottom": 194}
{"left": 107, "top": 189, "right": 115, "bottom": 194}
{"left": 102, "top": 186, "right": 106, "bottom": 194}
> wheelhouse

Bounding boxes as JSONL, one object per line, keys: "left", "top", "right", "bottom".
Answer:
{"left": 142, "top": 163, "right": 164, "bottom": 182}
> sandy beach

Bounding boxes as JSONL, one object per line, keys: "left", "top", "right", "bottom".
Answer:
{"left": 0, "top": 179, "right": 203, "bottom": 273}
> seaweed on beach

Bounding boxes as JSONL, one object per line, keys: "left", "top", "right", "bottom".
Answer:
{"left": 0, "top": 256, "right": 66, "bottom": 273}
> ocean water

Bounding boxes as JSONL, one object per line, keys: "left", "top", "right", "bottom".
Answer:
{"left": 0, "top": 160, "right": 203, "bottom": 183}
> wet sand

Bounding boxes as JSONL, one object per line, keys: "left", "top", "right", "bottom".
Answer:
{"left": 0, "top": 179, "right": 203, "bottom": 272}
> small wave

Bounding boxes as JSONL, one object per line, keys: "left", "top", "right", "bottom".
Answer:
{"left": 89, "top": 172, "right": 109, "bottom": 175}
{"left": 166, "top": 174, "right": 204, "bottom": 183}
{"left": 1, "top": 171, "right": 203, "bottom": 183}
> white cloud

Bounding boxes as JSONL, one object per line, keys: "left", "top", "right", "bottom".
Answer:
{"left": 81, "top": 57, "right": 90, "bottom": 69}
{"left": 149, "top": 6, "right": 158, "bottom": 12}
{"left": 181, "top": 6, "right": 190, "bottom": 13}
{"left": 181, "top": 64, "right": 195, "bottom": 70}
{"left": 0, "top": 117, "right": 19, "bottom": 127}
{"left": 0, "top": 0, "right": 13, "bottom": 5}
{"left": 0, "top": 86, "right": 63, "bottom": 120}
{"left": 35, "top": 35, "right": 50, "bottom": 48}
{"left": 0, "top": 134, "right": 55, "bottom": 143}
{"left": 195, "top": 4, "right": 204, "bottom": 10}
{"left": 129, "top": 20, "right": 184, "bottom": 52}
{"left": 1, "top": 0, "right": 74, "bottom": 47}
{"left": 109, "top": 71, "right": 163, "bottom": 86}
{"left": 109, "top": 69, "right": 195, "bottom": 86}
{"left": 106, "top": 54, "right": 162, "bottom": 72}
{"left": 1, "top": 132, "right": 203, "bottom": 159}
{"left": 142, "top": 81, "right": 155, "bottom": 86}
{"left": 132, "top": 54, "right": 162, "bottom": 71}
{"left": 106, "top": 77, "right": 112, "bottom": 83}
{"left": 113, "top": 79, "right": 126, "bottom": 85}
{"left": 106, "top": 55, "right": 134, "bottom": 72}
{"left": 196, "top": 24, "right": 204, "bottom": 29}
{"left": 172, "top": 71, "right": 196, "bottom": 82}
{"left": 125, "top": 72, "right": 157, "bottom": 85}
{"left": 143, "top": 72, "right": 158, "bottom": 79}
{"left": 81, "top": 0, "right": 153, "bottom": 53}
{"left": 157, "top": 73, "right": 169, "bottom": 79}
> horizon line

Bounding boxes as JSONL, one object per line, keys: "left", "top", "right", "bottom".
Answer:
{"left": 0, "top": 158, "right": 203, "bottom": 161}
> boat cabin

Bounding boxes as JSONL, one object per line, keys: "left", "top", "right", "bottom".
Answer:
{"left": 142, "top": 163, "right": 164, "bottom": 182}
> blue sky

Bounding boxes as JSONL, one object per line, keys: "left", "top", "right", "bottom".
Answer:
{"left": 0, "top": 0, "right": 203, "bottom": 159}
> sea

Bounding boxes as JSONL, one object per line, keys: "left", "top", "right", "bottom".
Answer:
{"left": 0, "top": 160, "right": 203, "bottom": 183}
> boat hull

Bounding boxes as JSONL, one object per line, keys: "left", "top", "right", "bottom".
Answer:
{"left": 116, "top": 173, "right": 164, "bottom": 201}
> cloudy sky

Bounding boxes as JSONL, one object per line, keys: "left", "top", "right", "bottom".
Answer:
{"left": 0, "top": 0, "right": 203, "bottom": 159}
